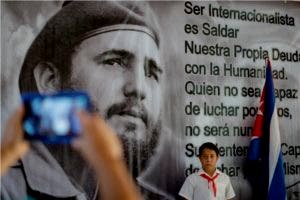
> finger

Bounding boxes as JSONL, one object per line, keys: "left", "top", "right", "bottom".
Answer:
{"left": 16, "top": 141, "right": 30, "bottom": 158}
{"left": 15, "top": 106, "right": 26, "bottom": 140}
{"left": 0, "top": 141, "right": 29, "bottom": 176}
{"left": 78, "top": 111, "right": 94, "bottom": 133}
{"left": 8, "top": 106, "right": 24, "bottom": 128}
{"left": 2, "top": 106, "right": 24, "bottom": 144}
{"left": 78, "top": 110, "right": 88, "bottom": 124}
{"left": 71, "top": 138, "right": 83, "bottom": 151}
{"left": 15, "top": 106, "right": 25, "bottom": 124}
{"left": 92, "top": 114, "right": 115, "bottom": 136}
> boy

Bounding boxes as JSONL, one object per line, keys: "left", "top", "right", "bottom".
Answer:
{"left": 179, "top": 142, "right": 235, "bottom": 200}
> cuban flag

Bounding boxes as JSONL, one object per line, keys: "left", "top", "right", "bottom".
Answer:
{"left": 245, "top": 59, "right": 286, "bottom": 200}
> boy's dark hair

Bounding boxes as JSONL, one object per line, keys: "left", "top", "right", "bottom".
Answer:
{"left": 198, "top": 142, "right": 219, "bottom": 157}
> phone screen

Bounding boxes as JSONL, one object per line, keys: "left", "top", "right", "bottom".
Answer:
{"left": 22, "top": 91, "right": 91, "bottom": 143}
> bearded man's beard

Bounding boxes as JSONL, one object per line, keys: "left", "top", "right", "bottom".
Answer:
{"left": 118, "top": 119, "right": 161, "bottom": 179}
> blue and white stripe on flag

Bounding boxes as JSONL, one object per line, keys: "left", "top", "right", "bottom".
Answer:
{"left": 245, "top": 59, "right": 286, "bottom": 200}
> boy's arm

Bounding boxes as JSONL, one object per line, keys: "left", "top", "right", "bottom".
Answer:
{"left": 225, "top": 176, "right": 236, "bottom": 200}
{"left": 178, "top": 176, "right": 194, "bottom": 200}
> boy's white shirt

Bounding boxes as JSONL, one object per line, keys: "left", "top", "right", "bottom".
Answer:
{"left": 179, "top": 169, "right": 235, "bottom": 200}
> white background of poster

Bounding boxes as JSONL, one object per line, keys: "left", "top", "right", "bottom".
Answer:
{"left": 1, "top": 1, "right": 299, "bottom": 199}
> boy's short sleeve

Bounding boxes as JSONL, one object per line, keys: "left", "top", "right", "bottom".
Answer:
{"left": 225, "top": 177, "right": 235, "bottom": 199}
{"left": 179, "top": 175, "right": 194, "bottom": 200}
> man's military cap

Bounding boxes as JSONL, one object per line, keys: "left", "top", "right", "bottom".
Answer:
{"left": 19, "top": 1, "right": 160, "bottom": 92}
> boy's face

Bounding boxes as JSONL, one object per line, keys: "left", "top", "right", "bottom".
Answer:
{"left": 199, "top": 148, "right": 219, "bottom": 173}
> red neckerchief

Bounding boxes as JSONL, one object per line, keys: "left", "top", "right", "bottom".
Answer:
{"left": 200, "top": 172, "right": 219, "bottom": 197}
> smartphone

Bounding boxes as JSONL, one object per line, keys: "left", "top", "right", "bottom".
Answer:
{"left": 22, "top": 91, "right": 91, "bottom": 143}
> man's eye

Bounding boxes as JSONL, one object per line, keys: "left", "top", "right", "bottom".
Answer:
{"left": 145, "top": 61, "right": 162, "bottom": 82}
{"left": 102, "top": 58, "right": 123, "bottom": 66}
{"left": 146, "top": 70, "right": 159, "bottom": 81}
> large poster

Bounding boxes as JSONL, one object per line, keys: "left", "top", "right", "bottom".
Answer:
{"left": 1, "top": 1, "right": 299, "bottom": 200}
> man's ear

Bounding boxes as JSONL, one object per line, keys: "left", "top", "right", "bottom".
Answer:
{"left": 33, "top": 62, "right": 61, "bottom": 93}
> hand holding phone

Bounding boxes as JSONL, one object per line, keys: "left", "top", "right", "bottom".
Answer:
{"left": 22, "top": 91, "right": 91, "bottom": 144}
{"left": 1, "top": 107, "right": 29, "bottom": 175}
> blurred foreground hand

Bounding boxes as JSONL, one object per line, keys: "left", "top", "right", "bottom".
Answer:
{"left": 1, "top": 107, "right": 29, "bottom": 176}
{"left": 73, "top": 112, "right": 142, "bottom": 200}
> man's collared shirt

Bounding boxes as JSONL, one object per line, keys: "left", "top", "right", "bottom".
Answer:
{"left": 179, "top": 169, "right": 235, "bottom": 200}
{"left": 137, "top": 127, "right": 186, "bottom": 200}
{"left": 1, "top": 142, "right": 86, "bottom": 200}
{"left": 1, "top": 128, "right": 186, "bottom": 200}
